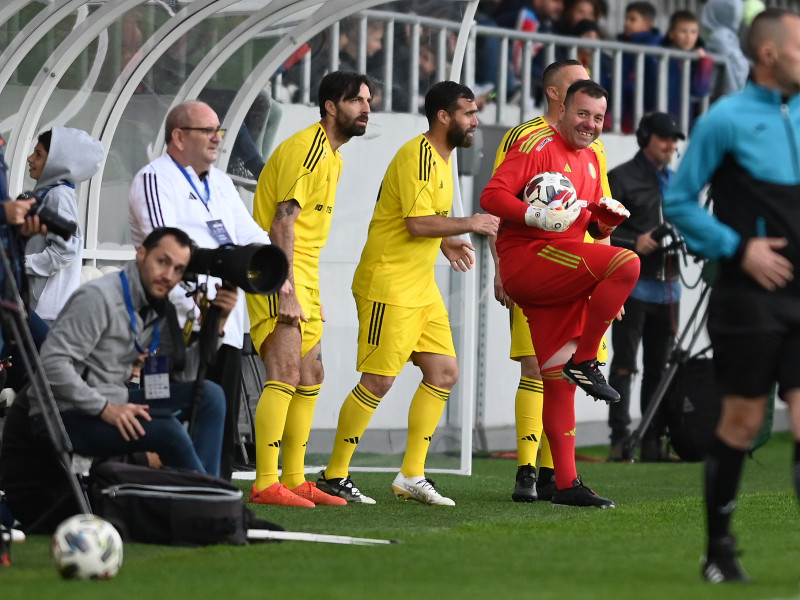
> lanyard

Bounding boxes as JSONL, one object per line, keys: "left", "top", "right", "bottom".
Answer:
{"left": 170, "top": 155, "right": 210, "bottom": 210}
{"left": 119, "top": 271, "right": 160, "bottom": 355}
{"left": 40, "top": 182, "right": 76, "bottom": 199}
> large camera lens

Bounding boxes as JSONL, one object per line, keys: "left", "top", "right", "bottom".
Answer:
{"left": 186, "top": 243, "right": 288, "bottom": 295}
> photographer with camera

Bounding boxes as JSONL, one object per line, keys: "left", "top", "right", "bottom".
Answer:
{"left": 0, "top": 227, "right": 232, "bottom": 532}
{"left": 605, "top": 112, "right": 685, "bottom": 462}
{"left": 128, "top": 100, "right": 272, "bottom": 480}
{"left": 24, "top": 128, "right": 102, "bottom": 325}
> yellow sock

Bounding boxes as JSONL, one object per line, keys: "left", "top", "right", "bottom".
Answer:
{"left": 539, "top": 433, "right": 554, "bottom": 470}
{"left": 515, "top": 376, "right": 544, "bottom": 467}
{"left": 325, "top": 383, "right": 381, "bottom": 479}
{"left": 254, "top": 380, "right": 295, "bottom": 490}
{"left": 280, "top": 384, "right": 321, "bottom": 489}
{"left": 401, "top": 382, "right": 449, "bottom": 478}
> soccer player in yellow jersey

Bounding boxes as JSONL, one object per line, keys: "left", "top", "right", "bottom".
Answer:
{"left": 317, "top": 81, "right": 499, "bottom": 505}
{"left": 246, "top": 71, "right": 373, "bottom": 508}
{"left": 490, "top": 59, "right": 613, "bottom": 503}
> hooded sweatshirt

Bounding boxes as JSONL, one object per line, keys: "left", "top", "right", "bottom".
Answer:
{"left": 25, "top": 127, "right": 103, "bottom": 320}
{"left": 702, "top": 0, "right": 750, "bottom": 96}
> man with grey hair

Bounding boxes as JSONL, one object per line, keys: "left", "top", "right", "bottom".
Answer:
{"left": 129, "top": 100, "right": 272, "bottom": 480}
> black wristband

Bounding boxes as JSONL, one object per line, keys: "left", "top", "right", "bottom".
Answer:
{"left": 731, "top": 235, "right": 749, "bottom": 264}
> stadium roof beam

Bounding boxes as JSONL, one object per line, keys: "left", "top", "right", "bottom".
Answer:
{"left": 81, "top": 0, "right": 239, "bottom": 259}
{"left": 5, "top": 0, "right": 144, "bottom": 193}
{"left": 0, "top": 0, "right": 88, "bottom": 96}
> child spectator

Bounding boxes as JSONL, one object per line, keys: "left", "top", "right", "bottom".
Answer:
{"left": 495, "top": 0, "right": 565, "bottom": 105}
{"left": 556, "top": 0, "right": 601, "bottom": 36}
{"left": 574, "top": 18, "right": 612, "bottom": 92}
{"left": 701, "top": 0, "right": 750, "bottom": 97}
{"left": 617, "top": 1, "right": 662, "bottom": 133}
{"left": 662, "top": 10, "right": 714, "bottom": 127}
{"left": 24, "top": 128, "right": 103, "bottom": 325}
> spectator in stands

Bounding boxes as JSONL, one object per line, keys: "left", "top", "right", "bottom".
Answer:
{"left": 662, "top": 10, "right": 714, "bottom": 126}
{"left": 25, "top": 128, "right": 103, "bottom": 326}
{"left": 339, "top": 17, "right": 387, "bottom": 110}
{"left": 701, "top": 0, "right": 750, "bottom": 98}
{"left": 556, "top": 0, "right": 601, "bottom": 37}
{"left": 617, "top": 2, "right": 663, "bottom": 133}
{"left": 573, "top": 18, "right": 612, "bottom": 89}
{"left": 475, "top": 0, "right": 517, "bottom": 100}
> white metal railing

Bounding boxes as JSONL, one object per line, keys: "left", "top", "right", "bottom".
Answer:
{"left": 278, "top": 9, "right": 725, "bottom": 133}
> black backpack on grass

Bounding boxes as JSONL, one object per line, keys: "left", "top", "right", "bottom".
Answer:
{"left": 89, "top": 461, "right": 281, "bottom": 546}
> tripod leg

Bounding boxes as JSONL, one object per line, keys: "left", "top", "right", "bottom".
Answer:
{"left": 625, "top": 285, "right": 711, "bottom": 457}
{"left": 0, "top": 240, "right": 91, "bottom": 517}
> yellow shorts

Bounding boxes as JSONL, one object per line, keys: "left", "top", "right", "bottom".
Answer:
{"left": 247, "top": 285, "right": 323, "bottom": 357}
{"left": 508, "top": 304, "right": 608, "bottom": 362}
{"left": 355, "top": 294, "right": 456, "bottom": 376}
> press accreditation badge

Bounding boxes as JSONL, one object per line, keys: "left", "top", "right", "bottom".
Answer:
{"left": 143, "top": 355, "right": 170, "bottom": 400}
{"left": 207, "top": 219, "right": 233, "bottom": 245}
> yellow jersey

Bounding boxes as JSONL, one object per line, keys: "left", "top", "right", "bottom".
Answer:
{"left": 352, "top": 134, "right": 453, "bottom": 307}
{"left": 253, "top": 122, "right": 342, "bottom": 288}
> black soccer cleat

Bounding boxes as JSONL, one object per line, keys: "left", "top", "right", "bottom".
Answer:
{"left": 551, "top": 476, "right": 615, "bottom": 508}
{"left": 511, "top": 464, "right": 538, "bottom": 502}
{"left": 562, "top": 356, "right": 621, "bottom": 404}
{"left": 316, "top": 473, "right": 376, "bottom": 504}
{"left": 536, "top": 467, "right": 556, "bottom": 502}
{"left": 702, "top": 535, "right": 750, "bottom": 583}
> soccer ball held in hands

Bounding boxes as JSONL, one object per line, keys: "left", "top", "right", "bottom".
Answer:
{"left": 522, "top": 171, "right": 581, "bottom": 232}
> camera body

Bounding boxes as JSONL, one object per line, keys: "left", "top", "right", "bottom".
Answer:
{"left": 651, "top": 222, "right": 682, "bottom": 252}
{"left": 17, "top": 192, "right": 77, "bottom": 241}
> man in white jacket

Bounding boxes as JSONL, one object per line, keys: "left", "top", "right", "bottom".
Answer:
{"left": 129, "top": 100, "right": 271, "bottom": 479}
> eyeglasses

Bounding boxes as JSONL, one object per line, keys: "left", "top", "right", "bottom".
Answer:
{"left": 179, "top": 127, "right": 226, "bottom": 138}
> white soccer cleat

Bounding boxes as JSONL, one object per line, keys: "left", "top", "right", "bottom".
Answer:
{"left": 391, "top": 473, "right": 455, "bottom": 506}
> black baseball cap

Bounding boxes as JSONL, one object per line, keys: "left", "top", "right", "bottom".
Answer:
{"left": 640, "top": 112, "right": 686, "bottom": 140}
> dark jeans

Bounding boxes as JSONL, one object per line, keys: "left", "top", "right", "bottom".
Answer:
{"left": 32, "top": 380, "right": 225, "bottom": 476}
{"left": 608, "top": 296, "right": 679, "bottom": 442}
{"left": 474, "top": 13, "right": 517, "bottom": 95}
{"left": 0, "top": 308, "right": 50, "bottom": 391}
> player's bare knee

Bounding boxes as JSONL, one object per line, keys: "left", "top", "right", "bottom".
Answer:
{"left": 264, "top": 358, "right": 301, "bottom": 388}
{"left": 360, "top": 373, "right": 394, "bottom": 398}
{"left": 718, "top": 405, "right": 766, "bottom": 448}
{"left": 429, "top": 366, "right": 458, "bottom": 391}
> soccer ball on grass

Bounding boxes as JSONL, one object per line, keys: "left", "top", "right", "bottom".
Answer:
{"left": 51, "top": 513, "right": 123, "bottom": 580}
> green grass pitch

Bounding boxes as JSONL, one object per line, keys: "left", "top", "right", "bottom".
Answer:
{"left": 4, "top": 432, "right": 800, "bottom": 600}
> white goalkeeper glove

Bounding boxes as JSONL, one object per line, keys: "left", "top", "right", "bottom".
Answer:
{"left": 524, "top": 202, "right": 581, "bottom": 232}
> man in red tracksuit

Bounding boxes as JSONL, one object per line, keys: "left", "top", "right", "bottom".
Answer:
{"left": 481, "top": 80, "right": 639, "bottom": 508}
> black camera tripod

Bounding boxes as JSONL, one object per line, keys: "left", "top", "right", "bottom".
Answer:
{"left": 0, "top": 236, "right": 91, "bottom": 526}
{"left": 621, "top": 281, "right": 712, "bottom": 459}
